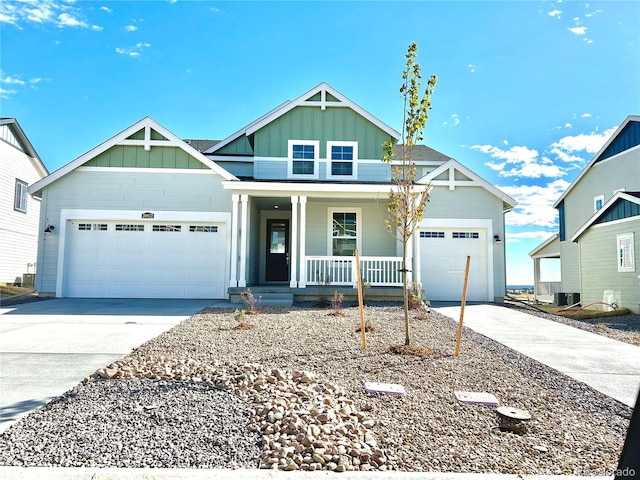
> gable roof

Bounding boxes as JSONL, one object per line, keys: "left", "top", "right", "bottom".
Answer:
{"left": 395, "top": 144, "right": 451, "bottom": 163}
{"left": 529, "top": 233, "right": 560, "bottom": 257}
{"left": 206, "top": 83, "right": 400, "bottom": 156}
{"left": 571, "top": 191, "right": 640, "bottom": 242}
{"left": 0, "top": 117, "right": 48, "bottom": 178}
{"left": 29, "top": 117, "right": 237, "bottom": 196}
{"left": 419, "top": 157, "right": 517, "bottom": 211}
{"left": 553, "top": 115, "right": 640, "bottom": 208}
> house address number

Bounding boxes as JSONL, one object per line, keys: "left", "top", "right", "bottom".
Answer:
{"left": 141, "top": 212, "right": 155, "bottom": 219}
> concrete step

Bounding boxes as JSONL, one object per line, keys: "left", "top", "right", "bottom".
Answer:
{"left": 229, "top": 291, "right": 293, "bottom": 308}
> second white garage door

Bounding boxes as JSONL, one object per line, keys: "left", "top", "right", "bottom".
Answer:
{"left": 420, "top": 228, "right": 489, "bottom": 302}
{"left": 64, "top": 220, "right": 227, "bottom": 299}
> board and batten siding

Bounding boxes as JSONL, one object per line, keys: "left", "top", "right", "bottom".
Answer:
{"left": 252, "top": 106, "right": 394, "bottom": 160}
{"left": 578, "top": 220, "right": 640, "bottom": 313}
{"left": 35, "top": 169, "right": 233, "bottom": 295}
{"left": 84, "top": 145, "right": 208, "bottom": 169}
{"left": 0, "top": 135, "right": 44, "bottom": 283}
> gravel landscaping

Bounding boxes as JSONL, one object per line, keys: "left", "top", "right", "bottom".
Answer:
{"left": 0, "top": 303, "right": 632, "bottom": 475}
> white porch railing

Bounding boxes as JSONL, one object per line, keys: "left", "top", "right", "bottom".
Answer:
{"left": 304, "top": 256, "right": 404, "bottom": 287}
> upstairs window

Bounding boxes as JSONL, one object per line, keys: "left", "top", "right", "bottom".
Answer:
{"left": 288, "top": 140, "right": 318, "bottom": 178}
{"left": 594, "top": 195, "right": 604, "bottom": 212}
{"left": 327, "top": 141, "right": 357, "bottom": 178}
{"left": 14, "top": 179, "right": 28, "bottom": 213}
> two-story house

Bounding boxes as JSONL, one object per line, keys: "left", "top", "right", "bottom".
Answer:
{"left": 0, "top": 118, "right": 48, "bottom": 286}
{"left": 29, "top": 83, "right": 516, "bottom": 303}
{"left": 530, "top": 115, "right": 640, "bottom": 313}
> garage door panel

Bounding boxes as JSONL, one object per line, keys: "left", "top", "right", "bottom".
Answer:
{"left": 420, "top": 228, "right": 489, "bottom": 302}
{"left": 65, "top": 220, "right": 227, "bottom": 299}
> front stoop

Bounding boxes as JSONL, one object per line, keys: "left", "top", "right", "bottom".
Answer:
{"left": 228, "top": 287, "right": 294, "bottom": 308}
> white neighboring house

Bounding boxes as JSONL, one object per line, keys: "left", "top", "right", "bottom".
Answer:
{"left": 0, "top": 118, "right": 48, "bottom": 286}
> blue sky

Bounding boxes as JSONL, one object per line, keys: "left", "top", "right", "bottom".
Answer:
{"left": 1, "top": 0, "right": 639, "bottom": 285}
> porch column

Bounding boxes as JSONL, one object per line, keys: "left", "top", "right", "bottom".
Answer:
{"left": 290, "top": 195, "right": 299, "bottom": 288}
{"left": 229, "top": 194, "right": 239, "bottom": 287}
{"left": 239, "top": 194, "right": 248, "bottom": 288}
{"left": 413, "top": 230, "right": 422, "bottom": 288}
{"left": 533, "top": 257, "right": 541, "bottom": 302}
{"left": 298, "top": 196, "right": 307, "bottom": 287}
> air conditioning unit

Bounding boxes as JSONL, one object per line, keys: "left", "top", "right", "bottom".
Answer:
{"left": 554, "top": 292, "right": 567, "bottom": 306}
{"left": 22, "top": 273, "right": 35, "bottom": 287}
{"left": 566, "top": 292, "right": 581, "bottom": 305}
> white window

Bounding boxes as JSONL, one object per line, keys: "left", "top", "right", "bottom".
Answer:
{"left": 328, "top": 208, "right": 361, "bottom": 256}
{"left": 116, "top": 224, "right": 145, "bottom": 231}
{"left": 78, "top": 223, "right": 108, "bottom": 231}
{"left": 327, "top": 141, "right": 358, "bottom": 179}
{"left": 152, "top": 225, "right": 182, "bottom": 232}
{"left": 594, "top": 195, "right": 604, "bottom": 212}
{"left": 14, "top": 179, "right": 28, "bottom": 213}
{"left": 288, "top": 140, "right": 319, "bottom": 178}
{"left": 617, "top": 233, "right": 635, "bottom": 272}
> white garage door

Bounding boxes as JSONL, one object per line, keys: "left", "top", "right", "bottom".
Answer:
{"left": 420, "top": 228, "right": 489, "bottom": 302}
{"left": 64, "top": 220, "right": 227, "bottom": 299}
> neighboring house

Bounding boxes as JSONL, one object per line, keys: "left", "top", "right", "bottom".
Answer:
{"left": 530, "top": 115, "right": 640, "bottom": 313}
{"left": 0, "top": 118, "right": 48, "bottom": 286}
{"left": 29, "top": 83, "right": 515, "bottom": 302}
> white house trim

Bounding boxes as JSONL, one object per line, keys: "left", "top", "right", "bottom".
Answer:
{"left": 239, "top": 195, "right": 249, "bottom": 287}
{"left": 244, "top": 83, "right": 400, "bottom": 139}
{"left": 55, "top": 209, "right": 231, "bottom": 298}
{"left": 75, "top": 166, "right": 220, "bottom": 175}
{"left": 571, "top": 191, "right": 640, "bottom": 242}
{"left": 30, "top": 117, "right": 238, "bottom": 197}
{"left": 290, "top": 196, "right": 299, "bottom": 288}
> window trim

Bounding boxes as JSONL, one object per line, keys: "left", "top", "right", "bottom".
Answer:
{"left": 327, "top": 207, "right": 362, "bottom": 256}
{"left": 14, "top": 179, "right": 28, "bottom": 213}
{"left": 594, "top": 194, "right": 604, "bottom": 212}
{"left": 617, "top": 233, "right": 635, "bottom": 272}
{"left": 326, "top": 141, "right": 358, "bottom": 180}
{"left": 288, "top": 140, "right": 319, "bottom": 179}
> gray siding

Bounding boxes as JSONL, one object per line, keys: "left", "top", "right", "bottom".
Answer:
{"left": 253, "top": 159, "right": 392, "bottom": 182}
{"left": 560, "top": 148, "right": 639, "bottom": 292}
{"left": 247, "top": 199, "right": 260, "bottom": 284}
{"left": 215, "top": 161, "right": 254, "bottom": 178}
{"left": 304, "top": 199, "right": 395, "bottom": 257}
{"left": 579, "top": 219, "right": 640, "bottom": 313}
{"left": 36, "top": 169, "right": 232, "bottom": 295}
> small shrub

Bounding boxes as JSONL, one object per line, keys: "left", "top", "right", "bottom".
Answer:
{"left": 408, "top": 282, "right": 426, "bottom": 310}
{"left": 315, "top": 274, "right": 332, "bottom": 307}
{"left": 329, "top": 290, "right": 346, "bottom": 316}
{"left": 232, "top": 308, "right": 254, "bottom": 330}
{"left": 241, "top": 288, "right": 260, "bottom": 314}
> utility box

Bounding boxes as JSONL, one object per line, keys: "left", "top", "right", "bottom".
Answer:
{"left": 554, "top": 292, "right": 567, "bottom": 306}
{"left": 22, "top": 274, "right": 35, "bottom": 287}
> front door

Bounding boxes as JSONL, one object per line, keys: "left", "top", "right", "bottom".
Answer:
{"left": 266, "top": 219, "right": 289, "bottom": 282}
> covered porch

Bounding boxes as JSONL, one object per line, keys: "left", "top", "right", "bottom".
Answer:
{"left": 223, "top": 182, "right": 422, "bottom": 299}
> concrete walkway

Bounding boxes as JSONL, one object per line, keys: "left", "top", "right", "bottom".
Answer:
{"left": 0, "top": 298, "right": 218, "bottom": 432}
{"left": 435, "top": 304, "right": 640, "bottom": 407}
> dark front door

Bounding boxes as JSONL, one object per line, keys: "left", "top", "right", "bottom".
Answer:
{"left": 266, "top": 219, "right": 289, "bottom": 282}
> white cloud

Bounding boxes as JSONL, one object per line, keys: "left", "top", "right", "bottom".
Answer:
{"left": 0, "top": 87, "right": 18, "bottom": 99}
{"left": 100, "top": 6, "right": 113, "bottom": 14}
{"left": 507, "top": 230, "right": 557, "bottom": 242}
{"left": 442, "top": 113, "right": 461, "bottom": 127}
{"left": 467, "top": 64, "right": 476, "bottom": 73}
{"left": 548, "top": 9, "right": 562, "bottom": 18}
{"left": 500, "top": 180, "right": 570, "bottom": 228}
{"left": 1, "top": 72, "right": 26, "bottom": 85}
{"left": 550, "top": 127, "right": 617, "bottom": 162}
{"left": 115, "top": 42, "right": 151, "bottom": 58}
{"left": 581, "top": 113, "right": 592, "bottom": 118}
{"left": 473, "top": 144, "right": 562, "bottom": 178}
{"left": 0, "top": 0, "right": 97, "bottom": 29}
{"left": 569, "top": 26, "right": 586, "bottom": 35}
{"left": 124, "top": 25, "right": 137, "bottom": 32}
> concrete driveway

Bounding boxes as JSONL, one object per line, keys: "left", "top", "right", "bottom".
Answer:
{"left": 0, "top": 298, "right": 216, "bottom": 432}
{"left": 435, "top": 304, "right": 640, "bottom": 408}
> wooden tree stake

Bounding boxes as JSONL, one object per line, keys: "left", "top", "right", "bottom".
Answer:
{"left": 355, "top": 249, "right": 367, "bottom": 349}
{"left": 455, "top": 255, "right": 471, "bottom": 356}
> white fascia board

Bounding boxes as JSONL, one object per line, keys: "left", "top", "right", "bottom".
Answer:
{"left": 528, "top": 234, "right": 559, "bottom": 257}
{"left": 205, "top": 101, "right": 291, "bottom": 154}
{"left": 222, "top": 180, "right": 394, "bottom": 195}
{"left": 245, "top": 82, "right": 400, "bottom": 140}
{"left": 571, "top": 192, "right": 640, "bottom": 242}
{"left": 420, "top": 158, "right": 518, "bottom": 209}
{"left": 553, "top": 115, "right": 640, "bottom": 208}
{"left": 29, "top": 116, "right": 237, "bottom": 196}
